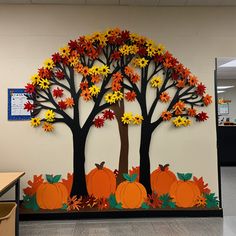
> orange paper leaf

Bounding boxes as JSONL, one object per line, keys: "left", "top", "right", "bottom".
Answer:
{"left": 61, "top": 173, "right": 73, "bottom": 194}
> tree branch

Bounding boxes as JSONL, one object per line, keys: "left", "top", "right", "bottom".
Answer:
{"left": 45, "top": 89, "right": 73, "bottom": 124}
{"left": 179, "top": 86, "right": 195, "bottom": 98}
{"left": 51, "top": 77, "right": 71, "bottom": 92}
{"left": 148, "top": 69, "right": 171, "bottom": 120}
{"left": 147, "top": 63, "right": 163, "bottom": 83}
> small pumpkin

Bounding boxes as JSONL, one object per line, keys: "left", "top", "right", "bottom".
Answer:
{"left": 36, "top": 174, "right": 69, "bottom": 210}
{"left": 115, "top": 174, "right": 147, "bottom": 209}
{"left": 169, "top": 173, "right": 200, "bottom": 208}
{"left": 86, "top": 161, "right": 116, "bottom": 199}
{"left": 151, "top": 164, "right": 177, "bottom": 196}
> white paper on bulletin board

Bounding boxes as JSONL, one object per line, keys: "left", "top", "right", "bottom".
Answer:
{"left": 8, "top": 88, "right": 31, "bottom": 120}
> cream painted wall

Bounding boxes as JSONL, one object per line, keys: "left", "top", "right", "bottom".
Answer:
{"left": 1, "top": 5, "right": 235, "bottom": 200}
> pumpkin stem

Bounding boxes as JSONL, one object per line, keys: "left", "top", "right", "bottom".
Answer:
{"left": 123, "top": 173, "right": 137, "bottom": 182}
{"left": 46, "top": 174, "right": 61, "bottom": 184}
{"left": 95, "top": 161, "right": 105, "bottom": 170}
{"left": 159, "top": 164, "right": 169, "bottom": 171}
{"left": 177, "top": 172, "right": 192, "bottom": 181}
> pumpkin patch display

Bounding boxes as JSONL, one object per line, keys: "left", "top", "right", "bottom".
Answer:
{"left": 21, "top": 29, "right": 220, "bottom": 216}
{"left": 151, "top": 164, "right": 176, "bottom": 196}
{"left": 115, "top": 174, "right": 147, "bottom": 209}
{"left": 36, "top": 175, "right": 69, "bottom": 210}
{"left": 86, "top": 161, "right": 116, "bottom": 198}
{"left": 169, "top": 173, "right": 201, "bottom": 208}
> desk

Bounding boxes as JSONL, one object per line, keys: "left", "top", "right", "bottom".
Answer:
{"left": 0, "top": 172, "right": 25, "bottom": 236}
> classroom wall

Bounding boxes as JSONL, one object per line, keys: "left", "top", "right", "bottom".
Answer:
{"left": 1, "top": 5, "right": 235, "bottom": 200}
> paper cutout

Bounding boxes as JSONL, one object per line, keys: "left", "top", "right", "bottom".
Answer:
{"left": 115, "top": 174, "right": 147, "bottom": 209}
{"left": 22, "top": 28, "right": 217, "bottom": 212}
{"left": 146, "top": 192, "right": 162, "bottom": 208}
{"left": 23, "top": 174, "right": 43, "bottom": 196}
{"left": 23, "top": 168, "right": 219, "bottom": 212}
{"left": 159, "top": 194, "right": 176, "bottom": 208}
{"left": 169, "top": 173, "right": 201, "bottom": 208}
{"left": 36, "top": 175, "right": 68, "bottom": 210}
{"left": 151, "top": 164, "right": 177, "bottom": 196}
{"left": 86, "top": 162, "right": 116, "bottom": 199}
{"left": 193, "top": 176, "right": 210, "bottom": 194}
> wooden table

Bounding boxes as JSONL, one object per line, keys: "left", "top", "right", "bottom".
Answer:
{"left": 0, "top": 172, "right": 25, "bottom": 236}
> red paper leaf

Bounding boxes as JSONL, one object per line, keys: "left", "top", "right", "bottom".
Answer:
{"left": 23, "top": 175, "right": 44, "bottom": 196}
{"left": 193, "top": 176, "right": 210, "bottom": 194}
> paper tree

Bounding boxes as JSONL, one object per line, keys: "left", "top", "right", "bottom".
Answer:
{"left": 24, "top": 28, "right": 212, "bottom": 197}
{"left": 118, "top": 48, "right": 212, "bottom": 194}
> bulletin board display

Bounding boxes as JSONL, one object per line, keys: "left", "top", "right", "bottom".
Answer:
{"left": 19, "top": 28, "right": 222, "bottom": 218}
{"left": 8, "top": 88, "right": 31, "bottom": 120}
{"left": 218, "top": 103, "right": 229, "bottom": 115}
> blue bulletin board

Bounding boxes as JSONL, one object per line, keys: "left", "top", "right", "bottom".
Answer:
{"left": 8, "top": 88, "right": 31, "bottom": 120}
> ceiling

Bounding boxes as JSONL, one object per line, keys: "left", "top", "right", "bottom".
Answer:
{"left": 1, "top": 0, "right": 236, "bottom": 6}
{"left": 217, "top": 58, "right": 236, "bottom": 80}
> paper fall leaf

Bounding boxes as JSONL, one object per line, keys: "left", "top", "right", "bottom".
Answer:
{"left": 193, "top": 176, "right": 210, "bottom": 194}
{"left": 61, "top": 173, "right": 73, "bottom": 194}
{"left": 23, "top": 175, "right": 44, "bottom": 196}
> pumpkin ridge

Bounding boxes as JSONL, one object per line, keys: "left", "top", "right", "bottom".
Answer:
{"left": 90, "top": 171, "right": 100, "bottom": 197}
{"left": 55, "top": 183, "right": 63, "bottom": 208}
{"left": 135, "top": 183, "right": 144, "bottom": 208}
{"left": 36, "top": 183, "right": 46, "bottom": 209}
{"left": 48, "top": 184, "right": 58, "bottom": 209}
{"left": 87, "top": 166, "right": 116, "bottom": 198}
{"left": 41, "top": 184, "right": 49, "bottom": 209}
{"left": 87, "top": 169, "right": 97, "bottom": 196}
{"left": 104, "top": 168, "right": 116, "bottom": 194}
{"left": 58, "top": 183, "right": 68, "bottom": 206}
{"left": 186, "top": 183, "right": 193, "bottom": 206}
{"left": 190, "top": 182, "right": 200, "bottom": 205}
{"left": 121, "top": 182, "right": 130, "bottom": 208}
{"left": 100, "top": 170, "right": 112, "bottom": 197}
{"left": 52, "top": 184, "right": 59, "bottom": 209}
{"left": 116, "top": 181, "right": 126, "bottom": 205}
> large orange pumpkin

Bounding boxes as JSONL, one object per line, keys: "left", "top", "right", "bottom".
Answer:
{"left": 86, "top": 161, "right": 116, "bottom": 198}
{"left": 169, "top": 173, "right": 200, "bottom": 208}
{"left": 36, "top": 174, "right": 68, "bottom": 210}
{"left": 115, "top": 173, "right": 147, "bottom": 209}
{"left": 151, "top": 164, "right": 176, "bottom": 196}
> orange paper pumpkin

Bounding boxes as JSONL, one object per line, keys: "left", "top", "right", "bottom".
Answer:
{"left": 169, "top": 173, "right": 200, "bottom": 208}
{"left": 115, "top": 174, "right": 147, "bottom": 209}
{"left": 86, "top": 161, "right": 116, "bottom": 199}
{"left": 36, "top": 175, "right": 69, "bottom": 210}
{"left": 151, "top": 164, "right": 177, "bottom": 196}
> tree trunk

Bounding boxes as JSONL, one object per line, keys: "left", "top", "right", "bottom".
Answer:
{"left": 139, "top": 124, "right": 153, "bottom": 194}
{"left": 111, "top": 101, "right": 129, "bottom": 185}
{"left": 70, "top": 130, "right": 88, "bottom": 198}
{"left": 116, "top": 122, "right": 129, "bottom": 184}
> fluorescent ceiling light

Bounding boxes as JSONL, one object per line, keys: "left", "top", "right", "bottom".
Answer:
{"left": 217, "top": 90, "right": 225, "bottom": 94}
{"left": 217, "top": 86, "right": 234, "bottom": 89}
{"left": 219, "top": 60, "right": 236, "bottom": 67}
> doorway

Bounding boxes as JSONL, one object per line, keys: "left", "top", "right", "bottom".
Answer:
{"left": 216, "top": 57, "right": 236, "bottom": 166}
